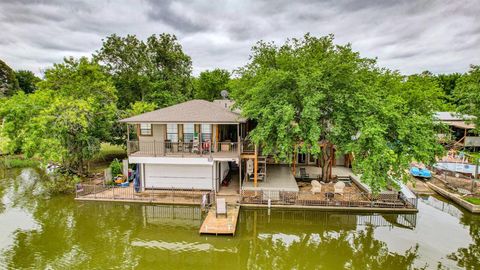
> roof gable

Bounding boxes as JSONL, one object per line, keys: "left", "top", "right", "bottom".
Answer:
{"left": 120, "top": 99, "right": 246, "bottom": 123}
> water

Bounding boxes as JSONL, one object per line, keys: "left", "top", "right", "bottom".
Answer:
{"left": 0, "top": 168, "right": 479, "bottom": 270}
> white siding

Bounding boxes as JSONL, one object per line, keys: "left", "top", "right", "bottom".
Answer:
{"left": 144, "top": 164, "right": 213, "bottom": 190}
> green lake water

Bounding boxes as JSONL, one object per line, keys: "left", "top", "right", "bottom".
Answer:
{"left": 0, "top": 168, "right": 479, "bottom": 270}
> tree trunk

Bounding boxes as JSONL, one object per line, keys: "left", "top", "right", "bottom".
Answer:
{"left": 320, "top": 142, "right": 334, "bottom": 182}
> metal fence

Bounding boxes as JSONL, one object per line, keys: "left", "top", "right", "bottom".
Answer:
{"left": 75, "top": 184, "right": 214, "bottom": 206}
{"left": 127, "top": 140, "right": 239, "bottom": 157}
{"left": 240, "top": 190, "right": 417, "bottom": 209}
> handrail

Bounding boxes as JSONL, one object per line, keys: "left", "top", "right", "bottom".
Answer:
{"left": 127, "top": 140, "right": 239, "bottom": 158}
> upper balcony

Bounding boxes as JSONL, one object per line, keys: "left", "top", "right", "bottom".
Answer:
{"left": 127, "top": 140, "right": 240, "bottom": 159}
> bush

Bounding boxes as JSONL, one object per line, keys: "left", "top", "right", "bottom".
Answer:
{"left": 110, "top": 159, "right": 123, "bottom": 176}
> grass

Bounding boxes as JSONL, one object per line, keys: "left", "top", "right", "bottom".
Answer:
{"left": 1, "top": 156, "right": 40, "bottom": 168}
{"left": 464, "top": 197, "right": 480, "bottom": 205}
{"left": 88, "top": 143, "right": 127, "bottom": 173}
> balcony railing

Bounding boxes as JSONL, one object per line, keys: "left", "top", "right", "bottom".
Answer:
{"left": 127, "top": 140, "right": 239, "bottom": 158}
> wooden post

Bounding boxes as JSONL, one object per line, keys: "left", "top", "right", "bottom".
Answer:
{"left": 254, "top": 145, "right": 258, "bottom": 187}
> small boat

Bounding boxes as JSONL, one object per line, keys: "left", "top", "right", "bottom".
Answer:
{"left": 410, "top": 167, "right": 432, "bottom": 179}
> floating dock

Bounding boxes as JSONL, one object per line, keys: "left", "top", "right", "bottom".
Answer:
{"left": 199, "top": 204, "right": 240, "bottom": 235}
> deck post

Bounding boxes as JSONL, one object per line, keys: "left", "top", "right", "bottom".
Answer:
{"left": 254, "top": 145, "right": 258, "bottom": 187}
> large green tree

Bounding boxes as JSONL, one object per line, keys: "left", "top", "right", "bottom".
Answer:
{"left": 0, "top": 59, "right": 19, "bottom": 97}
{"left": 233, "top": 34, "right": 443, "bottom": 191}
{"left": 0, "top": 57, "right": 118, "bottom": 174}
{"left": 193, "top": 68, "right": 230, "bottom": 100}
{"left": 95, "top": 33, "right": 192, "bottom": 109}
{"left": 454, "top": 65, "right": 480, "bottom": 132}
{"left": 15, "top": 70, "right": 41, "bottom": 94}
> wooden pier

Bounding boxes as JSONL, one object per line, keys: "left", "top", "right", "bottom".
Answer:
{"left": 199, "top": 204, "right": 240, "bottom": 235}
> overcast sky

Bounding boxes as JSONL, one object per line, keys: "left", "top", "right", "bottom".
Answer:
{"left": 1, "top": 0, "right": 479, "bottom": 76}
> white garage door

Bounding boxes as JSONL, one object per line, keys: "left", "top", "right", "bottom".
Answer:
{"left": 144, "top": 164, "right": 213, "bottom": 190}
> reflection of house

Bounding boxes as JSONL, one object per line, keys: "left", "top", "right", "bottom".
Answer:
{"left": 435, "top": 112, "right": 479, "bottom": 148}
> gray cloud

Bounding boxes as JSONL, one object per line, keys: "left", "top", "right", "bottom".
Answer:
{"left": 0, "top": 0, "right": 479, "bottom": 76}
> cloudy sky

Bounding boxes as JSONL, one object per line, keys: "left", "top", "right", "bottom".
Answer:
{"left": 0, "top": 0, "right": 479, "bottom": 76}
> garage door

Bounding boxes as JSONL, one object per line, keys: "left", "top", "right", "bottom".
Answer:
{"left": 144, "top": 164, "right": 213, "bottom": 190}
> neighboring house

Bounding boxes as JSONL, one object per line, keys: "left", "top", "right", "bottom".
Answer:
{"left": 120, "top": 99, "right": 246, "bottom": 192}
{"left": 434, "top": 112, "right": 480, "bottom": 149}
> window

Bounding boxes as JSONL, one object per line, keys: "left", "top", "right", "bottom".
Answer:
{"left": 140, "top": 123, "right": 152, "bottom": 136}
{"left": 183, "top": 123, "right": 194, "bottom": 142}
{"left": 201, "top": 124, "right": 212, "bottom": 142}
{"left": 167, "top": 124, "right": 178, "bottom": 142}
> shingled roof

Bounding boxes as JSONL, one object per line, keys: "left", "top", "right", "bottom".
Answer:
{"left": 119, "top": 99, "right": 246, "bottom": 123}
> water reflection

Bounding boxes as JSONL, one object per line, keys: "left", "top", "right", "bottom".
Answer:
{"left": 0, "top": 167, "right": 478, "bottom": 269}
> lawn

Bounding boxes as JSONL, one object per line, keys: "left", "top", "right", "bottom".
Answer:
{"left": 88, "top": 143, "right": 127, "bottom": 173}
{"left": 464, "top": 197, "right": 480, "bottom": 205}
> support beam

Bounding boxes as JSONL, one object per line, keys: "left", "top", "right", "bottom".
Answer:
{"left": 254, "top": 144, "right": 258, "bottom": 187}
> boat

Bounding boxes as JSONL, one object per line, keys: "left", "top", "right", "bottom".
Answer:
{"left": 410, "top": 167, "right": 432, "bottom": 179}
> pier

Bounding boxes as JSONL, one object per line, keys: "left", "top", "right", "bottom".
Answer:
{"left": 199, "top": 204, "right": 240, "bottom": 235}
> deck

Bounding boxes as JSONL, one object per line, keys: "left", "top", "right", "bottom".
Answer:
{"left": 199, "top": 204, "right": 240, "bottom": 235}
{"left": 242, "top": 165, "right": 299, "bottom": 192}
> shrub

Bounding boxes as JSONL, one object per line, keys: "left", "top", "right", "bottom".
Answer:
{"left": 110, "top": 158, "right": 123, "bottom": 176}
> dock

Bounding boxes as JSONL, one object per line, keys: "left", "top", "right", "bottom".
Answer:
{"left": 199, "top": 204, "right": 240, "bottom": 235}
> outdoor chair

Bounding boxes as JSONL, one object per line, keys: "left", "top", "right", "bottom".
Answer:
{"left": 300, "top": 168, "right": 309, "bottom": 180}
{"left": 165, "top": 140, "right": 172, "bottom": 153}
{"left": 334, "top": 181, "right": 345, "bottom": 195}
{"left": 311, "top": 180, "right": 322, "bottom": 194}
{"left": 216, "top": 197, "right": 227, "bottom": 218}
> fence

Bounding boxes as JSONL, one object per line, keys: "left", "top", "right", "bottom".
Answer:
{"left": 75, "top": 184, "right": 214, "bottom": 206}
{"left": 127, "top": 140, "right": 239, "bottom": 158}
{"left": 240, "top": 190, "right": 417, "bottom": 209}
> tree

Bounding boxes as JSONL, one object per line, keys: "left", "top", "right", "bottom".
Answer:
{"left": 15, "top": 70, "right": 41, "bottom": 94}
{"left": 0, "top": 57, "right": 118, "bottom": 174}
{"left": 0, "top": 59, "right": 19, "bottom": 97}
{"left": 233, "top": 34, "right": 443, "bottom": 191}
{"left": 436, "top": 73, "right": 461, "bottom": 107}
{"left": 193, "top": 69, "right": 230, "bottom": 100}
{"left": 453, "top": 65, "right": 480, "bottom": 132}
{"left": 95, "top": 33, "right": 192, "bottom": 109}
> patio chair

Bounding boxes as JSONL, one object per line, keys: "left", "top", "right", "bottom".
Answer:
{"left": 311, "top": 180, "right": 322, "bottom": 194}
{"left": 300, "top": 168, "right": 309, "bottom": 180}
{"left": 334, "top": 181, "right": 345, "bottom": 195}
{"left": 216, "top": 197, "right": 227, "bottom": 218}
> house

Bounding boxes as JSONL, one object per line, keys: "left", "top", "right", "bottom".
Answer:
{"left": 120, "top": 99, "right": 246, "bottom": 192}
{"left": 434, "top": 112, "right": 480, "bottom": 149}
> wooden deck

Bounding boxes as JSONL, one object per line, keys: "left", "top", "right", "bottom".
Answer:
{"left": 199, "top": 204, "right": 240, "bottom": 235}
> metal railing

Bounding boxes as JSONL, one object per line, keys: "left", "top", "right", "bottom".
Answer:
{"left": 127, "top": 140, "right": 239, "bottom": 158}
{"left": 75, "top": 184, "right": 214, "bottom": 205}
{"left": 240, "top": 190, "right": 416, "bottom": 209}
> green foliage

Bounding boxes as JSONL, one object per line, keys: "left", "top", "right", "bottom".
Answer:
{"left": 109, "top": 158, "right": 123, "bottom": 176}
{"left": 436, "top": 73, "right": 461, "bottom": 107}
{"left": 0, "top": 57, "right": 118, "bottom": 174}
{"left": 454, "top": 65, "right": 480, "bottom": 132}
{"left": 95, "top": 33, "right": 192, "bottom": 109}
{"left": 233, "top": 34, "right": 444, "bottom": 192}
{"left": 15, "top": 70, "right": 41, "bottom": 94}
{"left": 193, "top": 69, "right": 230, "bottom": 100}
{"left": 0, "top": 59, "right": 19, "bottom": 97}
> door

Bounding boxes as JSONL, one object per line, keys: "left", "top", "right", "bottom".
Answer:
{"left": 144, "top": 164, "right": 213, "bottom": 190}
